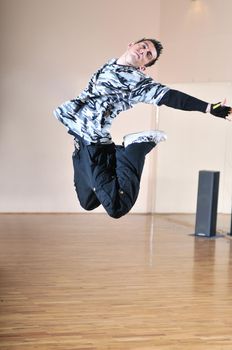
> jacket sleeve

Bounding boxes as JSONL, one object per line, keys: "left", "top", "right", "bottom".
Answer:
{"left": 130, "top": 76, "right": 170, "bottom": 105}
{"left": 158, "top": 89, "right": 208, "bottom": 113}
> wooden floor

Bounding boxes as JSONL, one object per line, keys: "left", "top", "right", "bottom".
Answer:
{"left": 0, "top": 213, "right": 232, "bottom": 350}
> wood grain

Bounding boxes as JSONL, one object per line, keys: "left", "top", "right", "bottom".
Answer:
{"left": 0, "top": 213, "right": 231, "bottom": 349}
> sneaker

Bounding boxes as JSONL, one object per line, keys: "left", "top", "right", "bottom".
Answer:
{"left": 123, "top": 130, "right": 167, "bottom": 147}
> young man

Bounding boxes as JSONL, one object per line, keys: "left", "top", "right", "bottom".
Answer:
{"left": 54, "top": 38, "right": 231, "bottom": 219}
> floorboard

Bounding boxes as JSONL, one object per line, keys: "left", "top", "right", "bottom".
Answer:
{"left": 0, "top": 213, "right": 231, "bottom": 349}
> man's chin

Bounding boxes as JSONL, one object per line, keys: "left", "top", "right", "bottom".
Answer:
{"left": 128, "top": 58, "right": 139, "bottom": 68}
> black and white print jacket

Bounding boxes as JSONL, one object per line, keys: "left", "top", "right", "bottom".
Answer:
{"left": 54, "top": 58, "right": 208, "bottom": 144}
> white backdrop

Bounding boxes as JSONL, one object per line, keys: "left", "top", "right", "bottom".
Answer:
{"left": 155, "top": 82, "right": 232, "bottom": 213}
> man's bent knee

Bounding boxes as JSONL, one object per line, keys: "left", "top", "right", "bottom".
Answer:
{"left": 80, "top": 201, "right": 100, "bottom": 211}
{"left": 106, "top": 207, "right": 131, "bottom": 219}
{"left": 77, "top": 193, "right": 101, "bottom": 211}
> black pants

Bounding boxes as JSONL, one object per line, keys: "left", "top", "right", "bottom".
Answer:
{"left": 72, "top": 136, "right": 155, "bottom": 219}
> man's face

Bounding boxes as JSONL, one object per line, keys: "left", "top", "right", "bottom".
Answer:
{"left": 124, "top": 40, "right": 157, "bottom": 70}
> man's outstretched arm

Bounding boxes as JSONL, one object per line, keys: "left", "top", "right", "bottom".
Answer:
{"left": 158, "top": 89, "right": 231, "bottom": 119}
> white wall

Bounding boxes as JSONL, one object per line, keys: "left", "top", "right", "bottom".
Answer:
{"left": 155, "top": 0, "right": 232, "bottom": 213}
{"left": 159, "top": 0, "right": 232, "bottom": 83}
{"left": 1, "top": 0, "right": 232, "bottom": 213}
{"left": 155, "top": 82, "right": 232, "bottom": 213}
{"left": 0, "top": 0, "right": 160, "bottom": 212}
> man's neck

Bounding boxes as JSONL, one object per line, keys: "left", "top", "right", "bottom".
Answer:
{"left": 116, "top": 54, "right": 128, "bottom": 66}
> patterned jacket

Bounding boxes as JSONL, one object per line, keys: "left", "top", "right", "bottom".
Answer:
{"left": 54, "top": 58, "right": 208, "bottom": 144}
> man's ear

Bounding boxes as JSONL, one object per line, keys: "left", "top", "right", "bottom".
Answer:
{"left": 128, "top": 42, "right": 135, "bottom": 48}
{"left": 139, "top": 66, "right": 146, "bottom": 72}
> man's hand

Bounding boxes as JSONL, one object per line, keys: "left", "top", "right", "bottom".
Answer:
{"left": 210, "top": 99, "right": 232, "bottom": 120}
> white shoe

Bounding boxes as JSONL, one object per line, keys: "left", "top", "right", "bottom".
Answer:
{"left": 123, "top": 130, "right": 167, "bottom": 147}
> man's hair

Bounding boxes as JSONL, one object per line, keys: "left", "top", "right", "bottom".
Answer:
{"left": 135, "top": 38, "right": 163, "bottom": 67}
